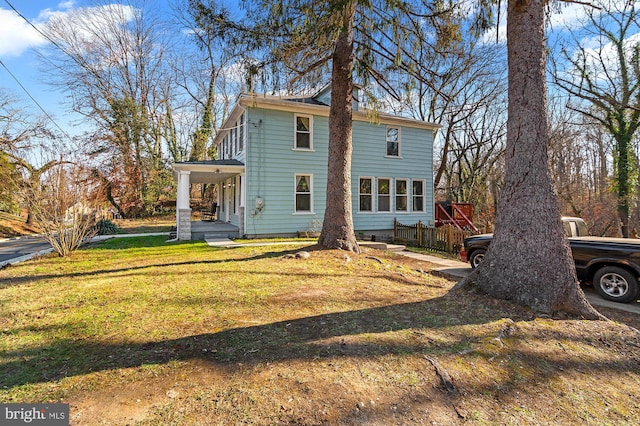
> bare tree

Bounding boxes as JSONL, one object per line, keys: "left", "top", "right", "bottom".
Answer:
{"left": 0, "top": 90, "right": 55, "bottom": 216}
{"left": 19, "top": 161, "right": 99, "bottom": 257}
{"left": 41, "top": 0, "right": 174, "bottom": 217}
{"left": 551, "top": 0, "right": 640, "bottom": 237}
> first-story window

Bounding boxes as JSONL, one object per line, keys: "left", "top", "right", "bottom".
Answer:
{"left": 295, "top": 174, "right": 312, "bottom": 212}
{"left": 412, "top": 180, "right": 425, "bottom": 212}
{"left": 377, "top": 178, "right": 391, "bottom": 212}
{"left": 396, "top": 179, "right": 408, "bottom": 212}
{"left": 359, "top": 178, "right": 373, "bottom": 212}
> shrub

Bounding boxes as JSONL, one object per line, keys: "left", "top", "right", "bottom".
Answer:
{"left": 95, "top": 218, "right": 120, "bottom": 235}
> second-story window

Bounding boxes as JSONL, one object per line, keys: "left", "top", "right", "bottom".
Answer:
{"left": 231, "top": 127, "right": 236, "bottom": 156}
{"left": 386, "top": 127, "right": 400, "bottom": 157}
{"left": 239, "top": 112, "right": 245, "bottom": 152}
{"left": 295, "top": 115, "right": 313, "bottom": 150}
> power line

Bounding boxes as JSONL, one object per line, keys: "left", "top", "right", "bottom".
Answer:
{"left": 0, "top": 59, "right": 70, "bottom": 138}
{"left": 4, "top": 0, "right": 87, "bottom": 71}
{"left": 1, "top": 0, "right": 75, "bottom": 140}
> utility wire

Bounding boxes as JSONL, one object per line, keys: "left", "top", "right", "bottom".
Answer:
{"left": 0, "top": 59, "right": 70, "bottom": 138}
{"left": 2, "top": 0, "right": 75, "bottom": 140}
{"left": 4, "top": 0, "right": 87, "bottom": 71}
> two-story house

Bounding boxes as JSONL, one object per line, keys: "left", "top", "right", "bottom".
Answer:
{"left": 172, "top": 87, "right": 439, "bottom": 241}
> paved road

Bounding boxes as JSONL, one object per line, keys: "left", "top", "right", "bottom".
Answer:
{"left": 0, "top": 236, "right": 53, "bottom": 267}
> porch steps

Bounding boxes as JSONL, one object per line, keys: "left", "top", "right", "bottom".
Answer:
{"left": 204, "top": 233, "right": 241, "bottom": 247}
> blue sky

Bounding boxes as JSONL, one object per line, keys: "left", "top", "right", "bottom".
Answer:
{"left": 0, "top": 0, "right": 638, "bottom": 138}
{"left": 0, "top": 0, "right": 179, "bottom": 136}
{"left": 1, "top": 1, "right": 82, "bottom": 132}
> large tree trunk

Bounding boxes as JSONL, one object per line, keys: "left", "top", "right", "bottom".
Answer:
{"left": 457, "top": 0, "right": 601, "bottom": 319}
{"left": 317, "top": 2, "right": 360, "bottom": 253}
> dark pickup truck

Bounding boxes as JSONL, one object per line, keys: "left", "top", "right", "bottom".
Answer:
{"left": 460, "top": 217, "right": 640, "bottom": 303}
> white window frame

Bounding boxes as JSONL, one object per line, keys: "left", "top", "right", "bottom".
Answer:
{"left": 231, "top": 126, "right": 236, "bottom": 157}
{"left": 377, "top": 177, "right": 392, "bottom": 213}
{"left": 358, "top": 177, "right": 374, "bottom": 213}
{"left": 386, "top": 126, "right": 401, "bottom": 158}
{"left": 294, "top": 114, "right": 314, "bottom": 150}
{"left": 294, "top": 174, "right": 314, "bottom": 214}
{"left": 412, "top": 179, "right": 425, "bottom": 212}
{"left": 239, "top": 112, "right": 245, "bottom": 153}
{"left": 395, "top": 178, "right": 408, "bottom": 212}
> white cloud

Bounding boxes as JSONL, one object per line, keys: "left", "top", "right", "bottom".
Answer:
{"left": 0, "top": 8, "right": 48, "bottom": 57}
{"left": 0, "top": 2, "right": 136, "bottom": 59}
{"left": 548, "top": 3, "right": 590, "bottom": 30}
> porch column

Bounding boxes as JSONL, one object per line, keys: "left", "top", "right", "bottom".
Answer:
{"left": 177, "top": 170, "right": 192, "bottom": 240}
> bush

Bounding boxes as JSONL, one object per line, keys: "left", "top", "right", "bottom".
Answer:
{"left": 95, "top": 219, "right": 120, "bottom": 235}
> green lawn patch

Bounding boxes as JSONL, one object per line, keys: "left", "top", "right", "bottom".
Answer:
{"left": 1, "top": 238, "right": 639, "bottom": 425}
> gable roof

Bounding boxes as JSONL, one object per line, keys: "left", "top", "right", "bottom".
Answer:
{"left": 214, "top": 91, "right": 440, "bottom": 146}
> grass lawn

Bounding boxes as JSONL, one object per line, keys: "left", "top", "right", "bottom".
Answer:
{"left": 1, "top": 236, "right": 640, "bottom": 425}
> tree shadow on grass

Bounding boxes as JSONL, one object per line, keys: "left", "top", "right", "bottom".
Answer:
{"left": 0, "top": 292, "right": 520, "bottom": 388}
{"left": 4, "top": 288, "right": 638, "bottom": 393}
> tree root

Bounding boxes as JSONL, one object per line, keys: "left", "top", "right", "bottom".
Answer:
{"left": 425, "top": 355, "right": 456, "bottom": 394}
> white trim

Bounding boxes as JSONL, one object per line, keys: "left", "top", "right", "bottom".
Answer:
{"left": 214, "top": 94, "right": 440, "bottom": 147}
{"left": 294, "top": 173, "right": 314, "bottom": 214}
{"left": 395, "top": 178, "right": 409, "bottom": 213}
{"left": 376, "top": 177, "right": 392, "bottom": 213}
{"left": 358, "top": 176, "right": 374, "bottom": 213}
{"left": 237, "top": 95, "right": 441, "bottom": 130}
{"left": 294, "top": 114, "right": 314, "bottom": 150}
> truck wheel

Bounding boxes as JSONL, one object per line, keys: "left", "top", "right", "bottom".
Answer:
{"left": 469, "top": 249, "right": 486, "bottom": 269}
{"left": 593, "top": 266, "right": 639, "bottom": 303}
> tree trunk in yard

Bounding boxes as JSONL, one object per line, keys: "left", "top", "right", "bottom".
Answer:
{"left": 318, "top": 2, "right": 360, "bottom": 253}
{"left": 457, "top": 0, "right": 601, "bottom": 319}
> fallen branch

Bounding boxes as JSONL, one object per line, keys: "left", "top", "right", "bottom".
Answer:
{"left": 425, "top": 355, "right": 457, "bottom": 393}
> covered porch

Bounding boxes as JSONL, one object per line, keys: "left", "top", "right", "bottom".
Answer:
{"left": 172, "top": 160, "right": 245, "bottom": 240}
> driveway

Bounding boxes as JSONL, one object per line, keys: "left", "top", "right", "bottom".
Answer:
{"left": 399, "top": 251, "right": 640, "bottom": 315}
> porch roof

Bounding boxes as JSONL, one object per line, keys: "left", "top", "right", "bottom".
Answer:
{"left": 173, "top": 159, "right": 245, "bottom": 184}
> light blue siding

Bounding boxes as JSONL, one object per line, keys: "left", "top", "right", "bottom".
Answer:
{"left": 352, "top": 122, "right": 434, "bottom": 231}
{"left": 244, "top": 108, "right": 329, "bottom": 236}
{"left": 243, "top": 106, "right": 435, "bottom": 237}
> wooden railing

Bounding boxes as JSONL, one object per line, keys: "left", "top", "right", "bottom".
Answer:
{"left": 394, "top": 219, "right": 485, "bottom": 254}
